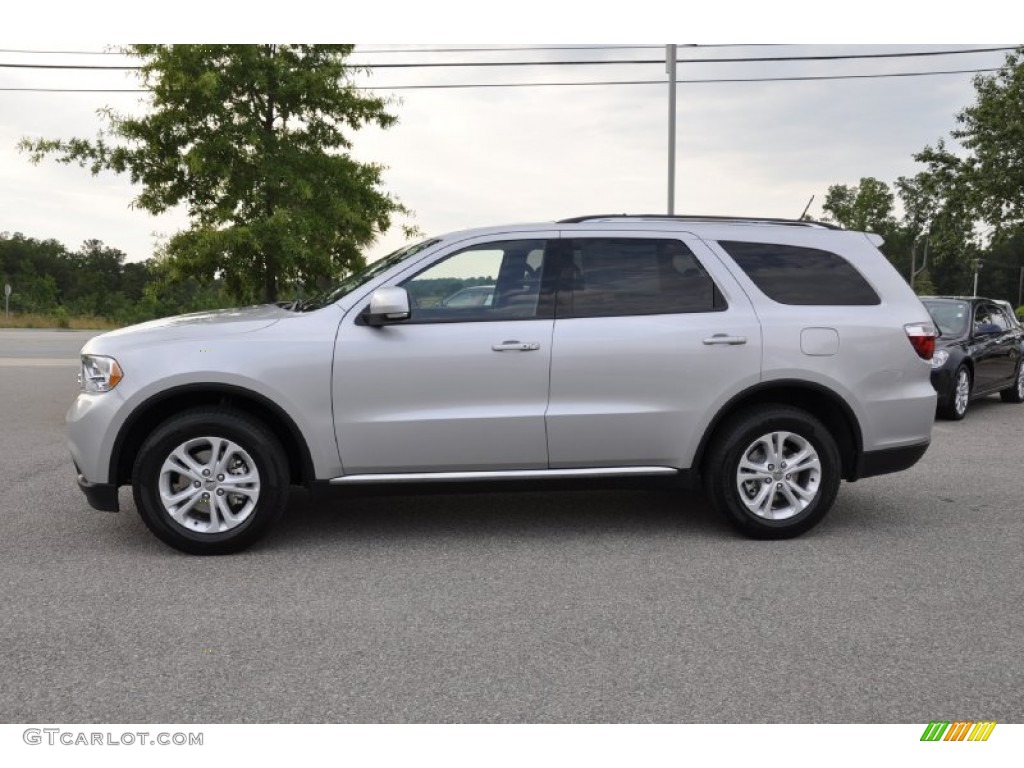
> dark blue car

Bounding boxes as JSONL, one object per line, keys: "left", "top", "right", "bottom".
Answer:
{"left": 921, "top": 296, "right": 1024, "bottom": 420}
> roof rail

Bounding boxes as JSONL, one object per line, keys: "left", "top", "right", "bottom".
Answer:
{"left": 557, "top": 214, "right": 843, "bottom": 230}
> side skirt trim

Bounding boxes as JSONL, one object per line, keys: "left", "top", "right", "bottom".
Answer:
{"left": 329, "top": 466, "right": 679, "bottom": 485}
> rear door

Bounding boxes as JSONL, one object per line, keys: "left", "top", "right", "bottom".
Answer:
{"left": 544, "top": 231, "right": 762, "bottom": 469}
{"left": 973, "top": 302, "right": 1018, "bottom": 390}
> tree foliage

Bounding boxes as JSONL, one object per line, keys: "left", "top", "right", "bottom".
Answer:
{"left": 822, "top": 177, "right": 897, "bottom": 234}
{"left": 821, "top": 177, "right": 915, "bottom": 275}
{"left": 21, "top": 44, "right": 407, "bottom": 303}
{"left": 820, "top": 48, "right": 1024, "bottom": 301}
{"left": 951, "top": 50, "right": 1024, "bottom": 237}
{"left": 0, "top": 231, "right": 231, "bottom": 324}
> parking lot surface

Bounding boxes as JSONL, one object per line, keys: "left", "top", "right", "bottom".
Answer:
{"left": 0, "top": 329, "right": 1021, "bottom": 722}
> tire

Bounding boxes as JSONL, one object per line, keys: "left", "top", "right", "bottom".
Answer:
{"left": 703, "top": 405, "right": 841, "bottom": 539}
{"left": 131, "top": 407, "right": 289, "bottom": 555}
{"left": 938, "top": 366, "right": 971, "bottom": 420}
{"left": 999, "top": 359, "right": 1024, "bottom": 403}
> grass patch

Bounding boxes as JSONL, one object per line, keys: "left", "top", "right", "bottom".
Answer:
{"left": 0, "top": 312, "right": 120, "bottom": 331}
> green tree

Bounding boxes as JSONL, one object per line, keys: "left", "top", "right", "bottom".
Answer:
{"left": 912, "top": 268, "right": 937, "bottom": 296}
{"left": 896, "top": 146, "right": 979, "bottom": 296}
{"left": 896, "top": 48, "right": 1024, "bottom": 297}
{"left": 822, "top": 177, "right": 915, "bottom": 277}
{"left": 21, "top": 44, "right": 407, "bottom": 303}
{"left": 0, "top": 232, "right": 69, "bottom": 313}
{"left": 950, "top": 49, "right": 1024, "bottom": 237}
{"left": 822, "top": 177, "right": 898, "bottom": 234}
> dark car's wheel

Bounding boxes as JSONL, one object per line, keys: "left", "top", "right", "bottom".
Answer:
{"left": 999, "top": 359, "right": 1024, "bottom": 403}
{"left": 132, "top": 407, "right": 289, "bottom": 555}
{"left": 938, "top": 365, "right": 971, "bottom": 420}
{"left": 703, "top": 405, "right": 841, "bottom": 539}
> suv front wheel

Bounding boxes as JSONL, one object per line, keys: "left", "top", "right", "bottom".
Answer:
{"left": 704, "top": 405, "right": 841, "bottom": 539}
{"left": 132, "top": 407, "right": 290, "bottom": 555}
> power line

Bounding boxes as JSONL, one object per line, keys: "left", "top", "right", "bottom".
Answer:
{"left": 0, "top": 45, "right": 663, "bottom": 56}
{"left": 0, "top": 67, "right": 1002, "bottom": 93}
{"left": 0, "top": 46, "right": 1017, "bottom": 71}
{"left": 0, "top": 44, "right": 811, "bottom": 56}
{"left": 369, "top": 68, "right": 1004, "bottom": 89}
{"left": 354, "top": 44, "right": 782, "bottom": 53}
{"left": 0, "top": 48, "right": 117, "bottom": 55}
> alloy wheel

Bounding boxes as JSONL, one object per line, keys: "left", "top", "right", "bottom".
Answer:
{"left": 157, "top": 436, "right": 261, "bottom": 534}
{"left": 734, "top": 430, "right": 821, "bottom": 521}
{"left": 954, "top": 369, "right": 970, "bottom": 417}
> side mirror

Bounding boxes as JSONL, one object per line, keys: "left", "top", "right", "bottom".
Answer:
{"left": 363, "top": 286, "right": 411, "bottom": 327}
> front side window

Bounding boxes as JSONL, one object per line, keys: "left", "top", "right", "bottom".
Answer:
{"left": 718, "top": 241, "right": 880, "bottom": 306}
{"left": 973, "top": 304, "right": 1007, "bottom": 334}
{"left": 564, "top": 238, "right": 723, "bottom": 318}
{"left": 401, "top": 239, "right": 548, "bottom": 322}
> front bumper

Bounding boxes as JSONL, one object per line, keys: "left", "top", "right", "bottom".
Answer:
{"left": 929, "top": 365, "right": 956, "bottom": 408}
{"left": 77, "top": 472, "right": 119, "bottom": 512}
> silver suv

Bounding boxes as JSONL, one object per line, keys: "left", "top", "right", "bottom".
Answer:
{"left": 69, "top": 215, "right": 938, "bottom": 554}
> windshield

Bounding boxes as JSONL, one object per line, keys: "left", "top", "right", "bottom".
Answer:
{"left": 922, "top": 299, "right": 969, "bottom": 338}
{"left": 298, "top": 239, "right": 440, "bottom": 311}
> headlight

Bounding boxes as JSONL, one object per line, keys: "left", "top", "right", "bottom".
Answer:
{"left": 80, "top": 355, "right": 124, "bottom": 392}
{"left": 929, "top": 350, "right": 949, "bottom": 370}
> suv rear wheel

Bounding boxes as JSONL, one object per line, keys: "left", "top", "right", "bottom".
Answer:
{"left": 132, "top": 407, "right": 289, "bottom": 555}
{"left": 704, "top": 405, "right": 841, "bottom": 539}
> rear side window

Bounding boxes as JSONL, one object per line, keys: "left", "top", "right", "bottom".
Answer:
{"left": 565, "top": 238, "right": 724, "bottom": 317}
{"left": 718, "top": 241, "right": 880, "bottom": 306}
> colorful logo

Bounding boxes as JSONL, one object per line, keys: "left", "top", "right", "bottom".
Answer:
{"left": 921, "top": 721, "right": 997, "bottom": 742}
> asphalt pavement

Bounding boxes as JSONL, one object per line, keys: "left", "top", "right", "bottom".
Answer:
{"left": 0, "top": 328, "right": 1021, "bottom": 723}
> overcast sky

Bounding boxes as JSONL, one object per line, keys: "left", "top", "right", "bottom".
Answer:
{"left": 1, "top": 18, "right": 1021, "bottom": 266}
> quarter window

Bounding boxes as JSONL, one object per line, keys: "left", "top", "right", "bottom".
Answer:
{"left": 718, "top": 241, "right": 880, "bottom": 306}
{"left": 565, "top": 238, "right": 723, "bottom": 317}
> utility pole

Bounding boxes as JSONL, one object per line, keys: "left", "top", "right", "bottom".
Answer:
{"left": 910, "top": 234, "right": 929, "bottom": 290}
{"left": 972, "top": 259, "right": 982, "bottom": 296}
{"left": 666, "top": 44, "right": 677, "bottom": 216}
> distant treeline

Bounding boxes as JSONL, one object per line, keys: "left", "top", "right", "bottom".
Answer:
{"left": 0, "top": 232, "right": 232, "bottom": 325}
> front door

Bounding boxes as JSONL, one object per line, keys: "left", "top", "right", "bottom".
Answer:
{"left": 333, "top": 237, "right": 556, "bottom": 474}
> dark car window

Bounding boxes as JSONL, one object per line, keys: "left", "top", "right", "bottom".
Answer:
{"left": 972, "top": 304, "right": 1004, "bottom": 334}
{"left": 718, "top": 241, "right": 880, "bottom": 306}
{"left": 988, "top": 306, "right": 1011, "bottom": 332}
{"left": 922, "top": 299, "right": 970, "bottom": 337}
{"left": 563, "top": 238, "right": 724, "bottom": 318}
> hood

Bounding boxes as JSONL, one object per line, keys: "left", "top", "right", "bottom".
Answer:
{"left": 84, "top": 305, "right": 289, "bottom": 353}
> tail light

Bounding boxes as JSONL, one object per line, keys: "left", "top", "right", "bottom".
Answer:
{"left": 905, "top": 323, "right": 937, "bottom": 360}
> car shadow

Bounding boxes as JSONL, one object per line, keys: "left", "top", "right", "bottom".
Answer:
{"left": 264, "top": 486, "right": 727, "bottom": 549}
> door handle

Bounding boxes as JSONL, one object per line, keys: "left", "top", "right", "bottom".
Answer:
{"left": 492, "top": 340, "right": 541, "bottom": 352}
{"left": 703, "top": 334, "right": 747, "bottom": 346}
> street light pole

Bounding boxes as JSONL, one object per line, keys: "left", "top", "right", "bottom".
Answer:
{"left": 666, "top": 44, "right": 677, "bottom": 216}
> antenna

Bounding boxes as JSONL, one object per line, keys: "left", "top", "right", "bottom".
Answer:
{"left": 798, "top": 195, "right": 814, "bottom": 221}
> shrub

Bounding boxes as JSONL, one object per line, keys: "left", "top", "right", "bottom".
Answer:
{"left": 52, "top": 305, "right": 70, "bottom": 329}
